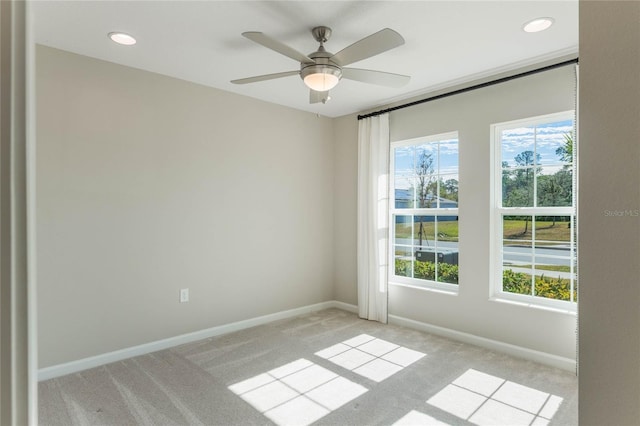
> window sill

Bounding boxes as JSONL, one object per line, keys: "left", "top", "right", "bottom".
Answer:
{"left": 489, "top": 296, "right": 577, "bottom": 316}
{"left": 389, "top": 281, "right": 458, "bottom": 296}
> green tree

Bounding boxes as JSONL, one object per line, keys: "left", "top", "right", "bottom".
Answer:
{"left": 508, "top": 150, "right": 541, "bottom": 233}
{"left": 514, "top": 150, "right": 540, "bottom": 169}
{"left": 503, "top": 152, "right": 541, "bottom": 208}
{"left": 416, "top": 151, "right": 435, "bottom": 208}
{"left": 415, "top": 151, "right": 435, "bottom": 246}
{"left": 538, "top": 175, "right": 563, "bottom": 206}
{"left": 534, "top": 132, "right": 574, "bottom": 214}
{"left": 555, "top": 133, "right": 574, "bottom": 163}
{"left": 538, "top": 170, "right": 572, "bottom": 208}
{"left": 441, "top": 178, "right": 459, "bottom": 202}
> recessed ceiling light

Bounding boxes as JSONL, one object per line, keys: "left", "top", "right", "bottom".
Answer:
{"left": 523, "top": 17, "right": 554, "bottom": 33}
{"left": 108, "top": 32, "right": 137, "bottom": 46}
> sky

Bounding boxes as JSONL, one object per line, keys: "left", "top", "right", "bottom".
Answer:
{"left": 501, "top": 119, "right": 574, "bottom": 173}
{"left": 392, "top": 118, "right": 574, "bottom": 191}
{"left": 393, "top": 138, "right": 459, "bottom": 191}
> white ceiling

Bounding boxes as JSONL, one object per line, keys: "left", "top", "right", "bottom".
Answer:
{"left": 32, "top": 1, "right": 578, "bottom": 118}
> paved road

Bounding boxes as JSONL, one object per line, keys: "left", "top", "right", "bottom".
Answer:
{"left": 394, "top": 238, "right": 575, "bottom": 274}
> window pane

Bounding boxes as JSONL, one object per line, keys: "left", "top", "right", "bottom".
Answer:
{"left": 415, "top": 245, "right": 435, "bottom": 262}
{"left": 416, "top": 143, "right": 438, "bottom": 172}
{"left": 503, "top": 216, "right": 534, "bottom": 295}
{"left": 532, "top": 216, "right": 573, "bottom": 301}
{"left": 414, "top": 215, "right": 436, "bottom": 282}
{"left": 503, "top": 269, "right": 533, "bottom": 296}
{"left": 537, "top": 167, "right": 573, "bottom": 207}
{"left": 437, "top": 216, "right": 459, "bottom": 285}
{"left": 414, "top": 252, "right": 436, "bottom": 281}
{"left": 502, "top": 169, "right": 534, "bottom": 207}
{"left": 533, "top": 259, "right": 572, "bottom": 301}
{"left": 502, "top": 252, "right": 533, "bottom": 295}
{"left": 394, "top": 145, "right": 415, "bottom": 174}
{"left": 436, "top": 216, "right": 459, "bottom": 245}
{"left": 503, "top": 215, "right": 534, "bottom": 246}
{"left": 438, "top": 175, "right": 459, "bottom": 206}
{"left": 501, "top": 127, "right": 535, "bottom": 167}
{"left": 503, "top": 253, "right": 533, "bottom": 272}
{"left": 439, "top": 139, "right": 459, "bottom": 175}
{"left": 571, "top": 215, "right": 578, "bottom": 302}
{"left": 415, "top": 144, "right": 437, "bottom": 208}
{"left": 572, "top": 257, "right": 578, "bottom": 303}
{"left": 535, "top": 216, "right": 571, "bottom": 246}
{"left": 416, "top": 177, "right": 437, "bottom": 208}
{"left": 414, "top": 216, "right": 435, "bottom": 246}
{"left": 394, "top": 246, "right": 413, "bottom": 277}
{"left": 394, "top": 176, "right": 415, "bottom": 208}
{"left": 394, "top": 215, "right": 413, "bottom": 246}
{"left": 536, "top": 120, "right": 574, "bottom": 166}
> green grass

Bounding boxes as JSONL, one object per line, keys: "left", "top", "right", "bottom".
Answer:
{"left": 395, "top": 220, "right": 458, "bottom": 241}
{"left": 394, "top": 219, "right": 571, "bottom": 245}
{"left": 503, "top": 219, "right": 571, "bottom": 244}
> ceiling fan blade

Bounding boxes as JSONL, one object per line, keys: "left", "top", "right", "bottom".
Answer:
{"left": 342, "top": 68, "right": 410, "bottom": 88}
{"left": 242, "top": 32, "right": 314, "bottom": 64}
{"left": 231, "top": 70, "right": 299, "bottom": 85}
{"left": 309, "top": 89, "right": 330, "bottom": 104}
{"left": 331, "top": 28, "right": 404, "bottom": 66}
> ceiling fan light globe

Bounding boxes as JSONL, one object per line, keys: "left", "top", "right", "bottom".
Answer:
{"left": 301, "top": 64, "right": 342, "bottom": 91}
{"left": 304, "top": 73, "right": 340, "bottom": 91}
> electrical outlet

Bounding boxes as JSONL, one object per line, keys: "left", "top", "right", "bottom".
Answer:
{"left": 180, "top": 288, "right": 189, "bottom": 303}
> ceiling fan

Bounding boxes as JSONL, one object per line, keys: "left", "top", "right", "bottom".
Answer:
{"left": 231, "top": 26, "right": 410, "bottom": 104}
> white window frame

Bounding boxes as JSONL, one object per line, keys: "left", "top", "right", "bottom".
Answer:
{"left": 490, "top": 111, "right": 577, "bottom": 311}
{"left": 389, "top": 131, "right": 459, "bottom": 293}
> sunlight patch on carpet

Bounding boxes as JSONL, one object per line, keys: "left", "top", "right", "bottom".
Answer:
{"left": 392, "top": 409, "right": 451, "bottom": 426}
{"left": 315, "top": 334, "right": 426, "bottom": 382}
{"left": 427, "top": 368, "right": 563, "bottom": 426}
{"left": 229, "top": 358, "right": 367, "bottom": 426}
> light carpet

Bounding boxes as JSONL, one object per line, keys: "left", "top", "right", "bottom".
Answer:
{"left": 39, "top": 308, "right": 577, "bottom": 425}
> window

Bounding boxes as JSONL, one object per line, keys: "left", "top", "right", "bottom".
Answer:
{"left": 390, "top": 132, "right": 459, "bottom": 291}
{"left": 492, "top": 111, "right": 577, "bottom": 309}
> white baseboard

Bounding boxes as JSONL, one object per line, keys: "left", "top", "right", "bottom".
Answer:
{"left": 331, "top": 303, "right": 575, "bottom": 371}
{"left": 331, "top": 300, "right": 358, "bottom": 313}
{"left": 38, "top": 300, "right": 344, "bottom": 381}
{"left": 388, "top": 314, "right": 576, "bottom": 372}
{"left": 39, "top": 300, "right": 575, "bottom": 380}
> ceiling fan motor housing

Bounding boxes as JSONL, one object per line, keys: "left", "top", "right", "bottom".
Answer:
{"left": 300, "top": 41, "right": 343, "bottom": 84}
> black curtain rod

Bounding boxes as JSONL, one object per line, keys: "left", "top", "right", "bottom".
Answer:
{"left": 357, "top": 58, "right": 579, "bottom": 120}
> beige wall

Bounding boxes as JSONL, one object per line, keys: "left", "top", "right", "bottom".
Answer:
{"left": 332, "top": 114, "right": 358, "bottom": 305}
{"left": 578, "top": 1, "right": 640, "bottom": 424}
{"left": 333, "top": 66, "right": 579, "bottom": 360}
{"left": 36, "top": 46, "right": 335, "bottom": 368}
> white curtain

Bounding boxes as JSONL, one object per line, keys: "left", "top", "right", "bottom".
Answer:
{"left": 357, "top": 114, "right": 390, "bottom": 323}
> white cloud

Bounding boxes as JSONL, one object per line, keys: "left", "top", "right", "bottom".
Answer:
{"left": 502, "top": 127, "right": 535, "bottom": 137}
{"left": 537, "top": 125, "right": 573, "bottom": 134}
